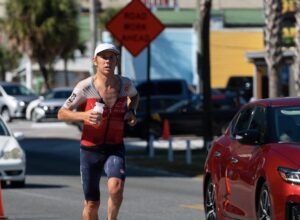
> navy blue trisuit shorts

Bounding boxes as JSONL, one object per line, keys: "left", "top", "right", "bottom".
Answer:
{"left": 80, "top": 144, "right": 126, "bottom": 201}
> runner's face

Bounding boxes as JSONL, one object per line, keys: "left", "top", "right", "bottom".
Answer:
{"left": 94, "top": 51, "right": 118, "bottom": 75}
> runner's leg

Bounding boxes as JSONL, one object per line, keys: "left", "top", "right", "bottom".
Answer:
{"left": 81, "top": 148, "right": 106, "bottom": 220}
{"left": 107, "top": 177, "right": 124, "bottom": 220}
{"left": 83, "top": 200, "right": 100, "bottom": 220}
{"left": 104, "top": 152, "right": 126, "bottom": 220}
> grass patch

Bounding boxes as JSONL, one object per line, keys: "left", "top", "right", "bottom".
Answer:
{"left": 127, "top": 149, "right": 207, "bottom": 177}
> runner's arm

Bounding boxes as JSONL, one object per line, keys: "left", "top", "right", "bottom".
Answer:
{"left": 127, "top": 93, "right": 139, "bottom": 111}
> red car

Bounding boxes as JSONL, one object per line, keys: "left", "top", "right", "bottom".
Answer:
{"left": 203, "top": 97, "right": 300, "bottom": 220}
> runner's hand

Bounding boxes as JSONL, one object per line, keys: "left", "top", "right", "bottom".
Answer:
{"left": 124, "top": 111, "right": 137, "bottom": 126}
{"left": 85, "top": 109, "right": 102, "bottom": 125}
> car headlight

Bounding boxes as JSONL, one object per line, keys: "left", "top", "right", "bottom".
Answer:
{"left": 278, "top": 167, "right": 300, "bottom": 184}
{"left": 43, "top": 105, "right": 49, "bottom": 111}
{"left": 18, "top": 101, "right": 25, "bottom": 107}
{"left": 2, "top": 147, "right": 23, "bottom": 160}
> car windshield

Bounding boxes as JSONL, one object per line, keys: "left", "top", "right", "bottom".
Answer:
{"left": 0, "top": 120, "right": 10, "bottom": 136}
{"left": 2, "top": 84, "right": 34, "bottom": 96}
{"left": 137, "top": 81, "right": 184, "bottom": 96}
{"left": 137, "top": 97, "right": 180, "bottom": 113}
{"left": 44, "top": 90, "right": 72, "bottom": 99}
{"left": 274, "top": 106, "right": 300, "bottom": 143}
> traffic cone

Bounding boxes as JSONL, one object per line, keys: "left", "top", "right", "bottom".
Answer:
{"left": 0, "top": 182, "right": 7, "bottom": 219}
{"left": 162, "top": 119, "right": 171, "bottom": 140}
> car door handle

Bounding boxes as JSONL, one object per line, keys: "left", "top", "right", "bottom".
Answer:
{"left": 214, "top": 151, "right": 221, "bottom": 157}
{"left": 231, "top": 157, "right": 238, "bottom": 164}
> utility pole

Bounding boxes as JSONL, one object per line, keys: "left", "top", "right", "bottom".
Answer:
{"left": 198, "top": 0, "right": 213, "bottom": 151}
{"left": 90, "top": 0, "right": 97, "bottom": 75}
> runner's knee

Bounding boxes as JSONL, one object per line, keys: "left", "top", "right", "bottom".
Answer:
{"left": 108, "top": 179, "right": 123, "bottom": 199}
{"left": 84, "top": 200, "right": 100, "bottom": 211}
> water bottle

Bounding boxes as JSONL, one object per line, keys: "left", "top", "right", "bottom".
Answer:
{"left": 93, "top": 99, "right": 105, "bottom": 124}
{"left": 93, "top": 99, "right": 105, "bottom": 114}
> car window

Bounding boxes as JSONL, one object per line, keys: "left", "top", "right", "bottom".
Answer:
{"left": 274, "top": 107, "right": 300, "bottom": 143}
{"left": 2, "top": 84, "right": 34, "bottom": 96}
{"left": 137, "top": 81, "right": 184, "bottom": 96}
{"left": 45, "top": 90, "right": 72, "bottom": 99}
{"left": 249, "top": 106, "right": 267, "bottom": 140}
{"left": 232, "top": 107, "right": 254, "bottom": 136}
{"left": 226, "top": 77, "right": 252, "bottom": 89}
{"left": 0, "top": 120, "right": 9, "bottom": 136}
{"left": 137, "top": 98, "right": 180, "bottom": 113}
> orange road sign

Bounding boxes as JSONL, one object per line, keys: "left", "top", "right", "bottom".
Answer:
{"left": 106, "top": 0, "right": 165, "bottom": 57}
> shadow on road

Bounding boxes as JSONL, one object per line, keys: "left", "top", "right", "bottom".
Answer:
{"left": 19, "top": 137, "right": 195, "bottom": 177}
{"left": 3, "top": 183, "right": 68, "bottom": 190}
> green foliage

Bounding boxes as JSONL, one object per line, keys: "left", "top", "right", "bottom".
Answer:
{"left": 0, "top": 46, "right": 21, "bottom": 81}
{"left": 3, "top": 0, "right": 81, "bottom": 89}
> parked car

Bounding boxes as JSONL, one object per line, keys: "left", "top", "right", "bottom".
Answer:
{"left": 125, "top": 95, "right": 185, "bottom": 138}
{"left": 136, "top": 79, "right": 194, "bottom": 100}
{"left": 0, "top": 116, "right": 26, "bottom": 187}
{"left": 26, "top": 87, "right": 73, "bottom": 122}
{"left": 203, "top": 97, "right": 300, "bottom": 220}
{"left": 126, "top": 90, "right": 245, "bottom": 139}
{"left": 0, "top": 82, "right": 38, "bottom": 122}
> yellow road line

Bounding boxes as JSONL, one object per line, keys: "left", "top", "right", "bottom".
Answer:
{"left": 179, "top": 203, "right": 204, "bottom": 210}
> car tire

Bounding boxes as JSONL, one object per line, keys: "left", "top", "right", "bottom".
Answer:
{"left": 10, "top": 180, "right": 25, "bottom": 188}
{"left": 0, "top": 180, "right": 7, "bottom": 188}
{"left": 204, "top": 177, "right": 217, "bottom": 220}
{"left": 1, "top": 107, "right": 11, "bottom": 123}
{"left": 31, "top": 109, "right": 41, "bottom": 122}
{"left": 256, "top": 183, "right": 272, "bottom": 220}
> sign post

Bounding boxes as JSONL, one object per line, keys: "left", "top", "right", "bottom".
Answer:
{"left": 107, "top": 0, "right": 165, "bottom": 149}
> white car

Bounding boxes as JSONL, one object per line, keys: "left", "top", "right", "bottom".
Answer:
{"left": 0, "top": 82, "right": 38, "bottom": 122}
{"left": 0, "top": 117, "right": 26, "bottom": 187}
{"left": 26, "top": 87, "right": 72, "bottom": 122}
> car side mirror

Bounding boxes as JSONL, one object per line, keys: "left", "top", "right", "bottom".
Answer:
{"left": 13, "top": 132, "right": 24, "bottom": 141}
{"left": 235, "top": 129, "right": 261, "bottom": 145}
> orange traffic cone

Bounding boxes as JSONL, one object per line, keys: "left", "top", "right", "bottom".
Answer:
{"left": 0, "top": 182, "right": 7, "bottom": 219}
{"left": 162, "top": 119, "right": 171, "bottom": 140}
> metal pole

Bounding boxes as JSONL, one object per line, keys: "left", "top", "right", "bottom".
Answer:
{"left": 90, "top": 0, "right": 97, "bottom": 75}
{"left": 146, "top": 45, "right": 151, "bottom": 153}
{"left": 186, "top": 140, "right": 192, "bottom": 164}
{"left": 168, "top": 138, "right": 173, "bottom": 162}
{"left": 149, "top": 134, "right": 155, "bottom": 158}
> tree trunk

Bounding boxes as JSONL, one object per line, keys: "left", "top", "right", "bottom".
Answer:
{"left": 294, "top": 1, "right": 300, "bottom": 96}
{"left": 264, "top": 0, "right": 283, "bottom": 98}
{"left": 39, "top": 64, "right": 50, "bottom": 91}
{"left": 0, "top": 66, "right": 5, "bottom": 81}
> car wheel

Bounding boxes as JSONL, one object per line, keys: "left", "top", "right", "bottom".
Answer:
{"left": 257, "top": 183, "right": 272, "bottom": 220}
{"left": 10, "top": 180, "right": 25, "bottom": 188}
{"left": 1, "top": 107, "right": 11, "bottom": 123}
{"left": 204, "top": 178, "right": 217, "bottom": 220}
{"left": 31, "top": 109, "right": 41, "bottom": 122}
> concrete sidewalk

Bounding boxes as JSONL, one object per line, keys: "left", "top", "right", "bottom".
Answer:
{"left": 124, "top": 136, "right": 204, "bottom": 151}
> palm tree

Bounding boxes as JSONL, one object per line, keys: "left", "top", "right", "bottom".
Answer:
{"left": 3, "top": 0, "right": 81, "bottom": 90}
{"left": 0, "top": 46, "right": 21, "bottom": 81}
{"left": 264, "top": 0, "right": 283, "bottom": 98}
{"left": 294, "top": 0, "right": 300, "bottom": 96}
